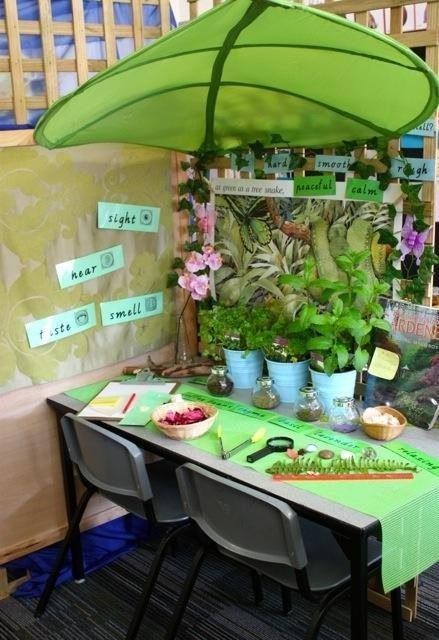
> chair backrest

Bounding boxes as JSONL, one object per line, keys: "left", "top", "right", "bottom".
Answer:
{"left": 176, "top": 463, "right": 308, "bottom": 570}
{"left": 61, "top": 413, "right": 154, "bottom": 516}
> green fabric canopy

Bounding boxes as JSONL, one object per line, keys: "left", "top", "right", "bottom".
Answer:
{"left": 34, "top": 0, "right": 439, "bottom": 154}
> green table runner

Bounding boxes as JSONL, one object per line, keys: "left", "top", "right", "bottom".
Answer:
{"left": 174, "top": 386, "right": 439, "bottom": 593}
{"left": 63, "top": 380, "right": 439, "bottom": 592}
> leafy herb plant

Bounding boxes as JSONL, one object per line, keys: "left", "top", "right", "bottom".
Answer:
{"left": 280, "top": 250, "right": 391, "bottom": 375}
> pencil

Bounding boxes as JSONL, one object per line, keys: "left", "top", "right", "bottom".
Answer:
{"left": 122, "top": 393, "right": 136, "bottom": 414}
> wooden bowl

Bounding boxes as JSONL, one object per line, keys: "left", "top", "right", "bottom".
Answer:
{"left": 151, "top": 400, "right": 218, "bottom": 440}
{"left": 361, "top": 406, "right": 407, "bottom": 441}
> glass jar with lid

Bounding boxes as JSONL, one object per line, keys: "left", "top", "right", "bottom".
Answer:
{"left": 329, "top": 396, "right": 360, "bottom": 433}
{"left": 294, "top": 385, "right": 324, "bottom": 422}
{"left": 206, "top": 365, "right": 234, "bottom": 397}
{"left": 251, "top": 376, "right": 280, "bottom": 409}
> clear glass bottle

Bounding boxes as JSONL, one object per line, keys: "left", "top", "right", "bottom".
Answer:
{"left": 329, "top": 396, "right": 360, "bottom": 433}
{"left": 251, "top": 376, "right": 280, "bottom": 409}
{"left": 206, "top": 365, "right": 234, "bottom": 397}
{"left": 294, "top": 385, "right": 324, "bottom": 422}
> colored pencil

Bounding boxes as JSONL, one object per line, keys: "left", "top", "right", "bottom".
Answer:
{"left": 122, "top": 393, "right": 136, "bottom": 414}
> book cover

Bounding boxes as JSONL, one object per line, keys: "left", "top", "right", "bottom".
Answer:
{"left": 365, "top": 299, "right": 439, "bottom": 429}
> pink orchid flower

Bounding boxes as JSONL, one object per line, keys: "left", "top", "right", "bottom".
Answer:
{"left": 185, "top": 251, "right": 206, "bottom": 273}
{"left": 400, "top": 215, "right": 430, "bottom": 265}
{"left": 178, "top": 272, "right": 209, "bottom": 300}
{"left": 202, "top": 245, "right": 223, "bottom": 271}
{"left": 195, "top": 203, "right": 216, "bottom": 241}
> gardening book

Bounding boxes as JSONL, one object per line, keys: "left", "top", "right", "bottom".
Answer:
{"left": 365, "top": 299, "right": 439, "bottom": 429}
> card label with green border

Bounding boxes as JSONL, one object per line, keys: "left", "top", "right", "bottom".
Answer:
{"left": 307, "top": 428, "right": 367, "bottom": 453}
{"left": 98, "top": 202, "right": 160, "bottom": 233}
{"left": 345, "top": 178, "right": 383, "bottom": 202}
{"left": 100, "top": 292, "right": 163, "bottom": 326}
{"left": 56, "top": 245, "right": 124, "bottom": 289}
{"left": 182, "top": 389, "right": 269, "bottom": 420}
{"left": 294, "top": 175, "right": 336, "bottom": 197}
{"left": 25, "top": 303, "right": 96, "bottom": 348}
{"left": 267, "top": 414, "right": 314, "bottom": 434}
{"left": 383, "top": 441, "right": 439, "bottom": 477}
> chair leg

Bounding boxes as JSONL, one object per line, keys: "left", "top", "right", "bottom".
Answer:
{"left": 281, "top": 585, "right": 293, "bottom": 615}
{"left": 304, "top": 581, "right": 351, "bottom": 640}
{"left": 163, "top": 545, "right": 206, "bottom": 640}
{"left": 35, "top": 487, "right": 95, "bottom": 618}
{"left": 250, "top": 569, "right": 263, "bottom": 605}
{"left": 390, "top": 587, "right": 404, "bottom": 640}
{"left": 125, "top": 523, "right": 192, "bottom": 640}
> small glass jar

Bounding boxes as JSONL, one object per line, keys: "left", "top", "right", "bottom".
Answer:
{"left": 294, "top": 385, "right": 324, "bottom": 422}
{"left": 206, "top": 365, "right": 234, "bottom": 397}
{"left": 251, "top": 376, "right": 280, "bottom": 409}
{"left": 329, "top": 396, "right": 360, "bottom": 433}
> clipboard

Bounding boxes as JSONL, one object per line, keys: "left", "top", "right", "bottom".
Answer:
{"left": 77, "top": 381, "right": 177, "bottom": 420}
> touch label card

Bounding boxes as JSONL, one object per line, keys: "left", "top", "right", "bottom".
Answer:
{"left": 407, "top": 118, "right": 436, "bottom": 137}
{"left": 368, "top": 347, "right": 400, "bottom": 380}
{"left": 294, "top": 175, "right": 336, "bottom": 197}
{"left": 390, "top": 158, "right": 435, "bottom": 182}
{"left": 56, "top": 245, "right": 124, "bottom": 289}
{"left": 98, "top": 202, "right": 160, "bottom": 233}
{"left": 100, "top": 292, "right": 163, "bottom": 326}
{"left": 345, "top": 178, "right": 383, "bottom": 203}
{"left": 25, "top": 303, "right": 96, "bottom": 348}
{"left": 314, "top": 155, "right": 352, "bottom": 173}
{"left": 263, "top": 152, "right": 291, "bottom": 174}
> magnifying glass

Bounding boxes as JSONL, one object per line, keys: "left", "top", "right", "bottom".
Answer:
{"left": 246, "top": 436, "right": 294, "bottom": 463}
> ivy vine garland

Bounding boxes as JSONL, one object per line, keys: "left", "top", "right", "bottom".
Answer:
{"left": 171, "top": 135, "right": 438, "bottom": 305}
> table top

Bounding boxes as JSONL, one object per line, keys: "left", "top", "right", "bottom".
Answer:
{"left": 48, "top": 385, "right": 439, "bottom": 536}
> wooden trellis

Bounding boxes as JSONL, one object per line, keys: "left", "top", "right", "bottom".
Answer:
{"left": 0, "top": 0, "right": 171, "bottom": 146}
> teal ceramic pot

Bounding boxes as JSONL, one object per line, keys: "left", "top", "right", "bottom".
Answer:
{"left": 265, "top": 359, "right": 310, "bottom": 403}
{"left": 223, "top": 348, "right": 264, "bottom": 389}
{"left": 310, "top": 367, "right": 357, "bottom": 415}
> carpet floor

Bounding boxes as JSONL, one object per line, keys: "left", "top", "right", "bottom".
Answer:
{"left": 0, "top": 536, "right": 437, "bottom": 640}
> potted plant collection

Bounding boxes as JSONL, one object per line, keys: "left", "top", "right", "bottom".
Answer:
{"left": 279, "top": 249, "right": 391, "bottom": 412}
{"left": 199, "top": 303, "right": 273, "bottom": 388}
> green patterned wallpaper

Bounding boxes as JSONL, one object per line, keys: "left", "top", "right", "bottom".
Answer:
{"left": 0, "top": 144, "right": 174, "bottom": 394}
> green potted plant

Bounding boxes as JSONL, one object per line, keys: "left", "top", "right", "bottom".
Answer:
{"left": 279, "top": 250, "right": 391, "bottom": 412}
{"left": 199, "top": 303, "right": 273, "bottom": 389}
{"left": 258, "top": 301, "right": 310, "bottom": 403}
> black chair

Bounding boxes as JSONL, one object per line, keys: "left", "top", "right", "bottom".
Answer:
{"left": 35, "top": 413, "right": 189, "bottom": 640}
{"left": 163, "top": 463, "right": 404, "bottom": 640}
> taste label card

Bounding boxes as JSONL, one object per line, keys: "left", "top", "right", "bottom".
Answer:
{"left": 25, "top": 303, "right": 96, "bottom": 348}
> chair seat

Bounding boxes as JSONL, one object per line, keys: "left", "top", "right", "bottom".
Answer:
{"left": 220, "top": 518, "right": 381, "bottom": 593}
